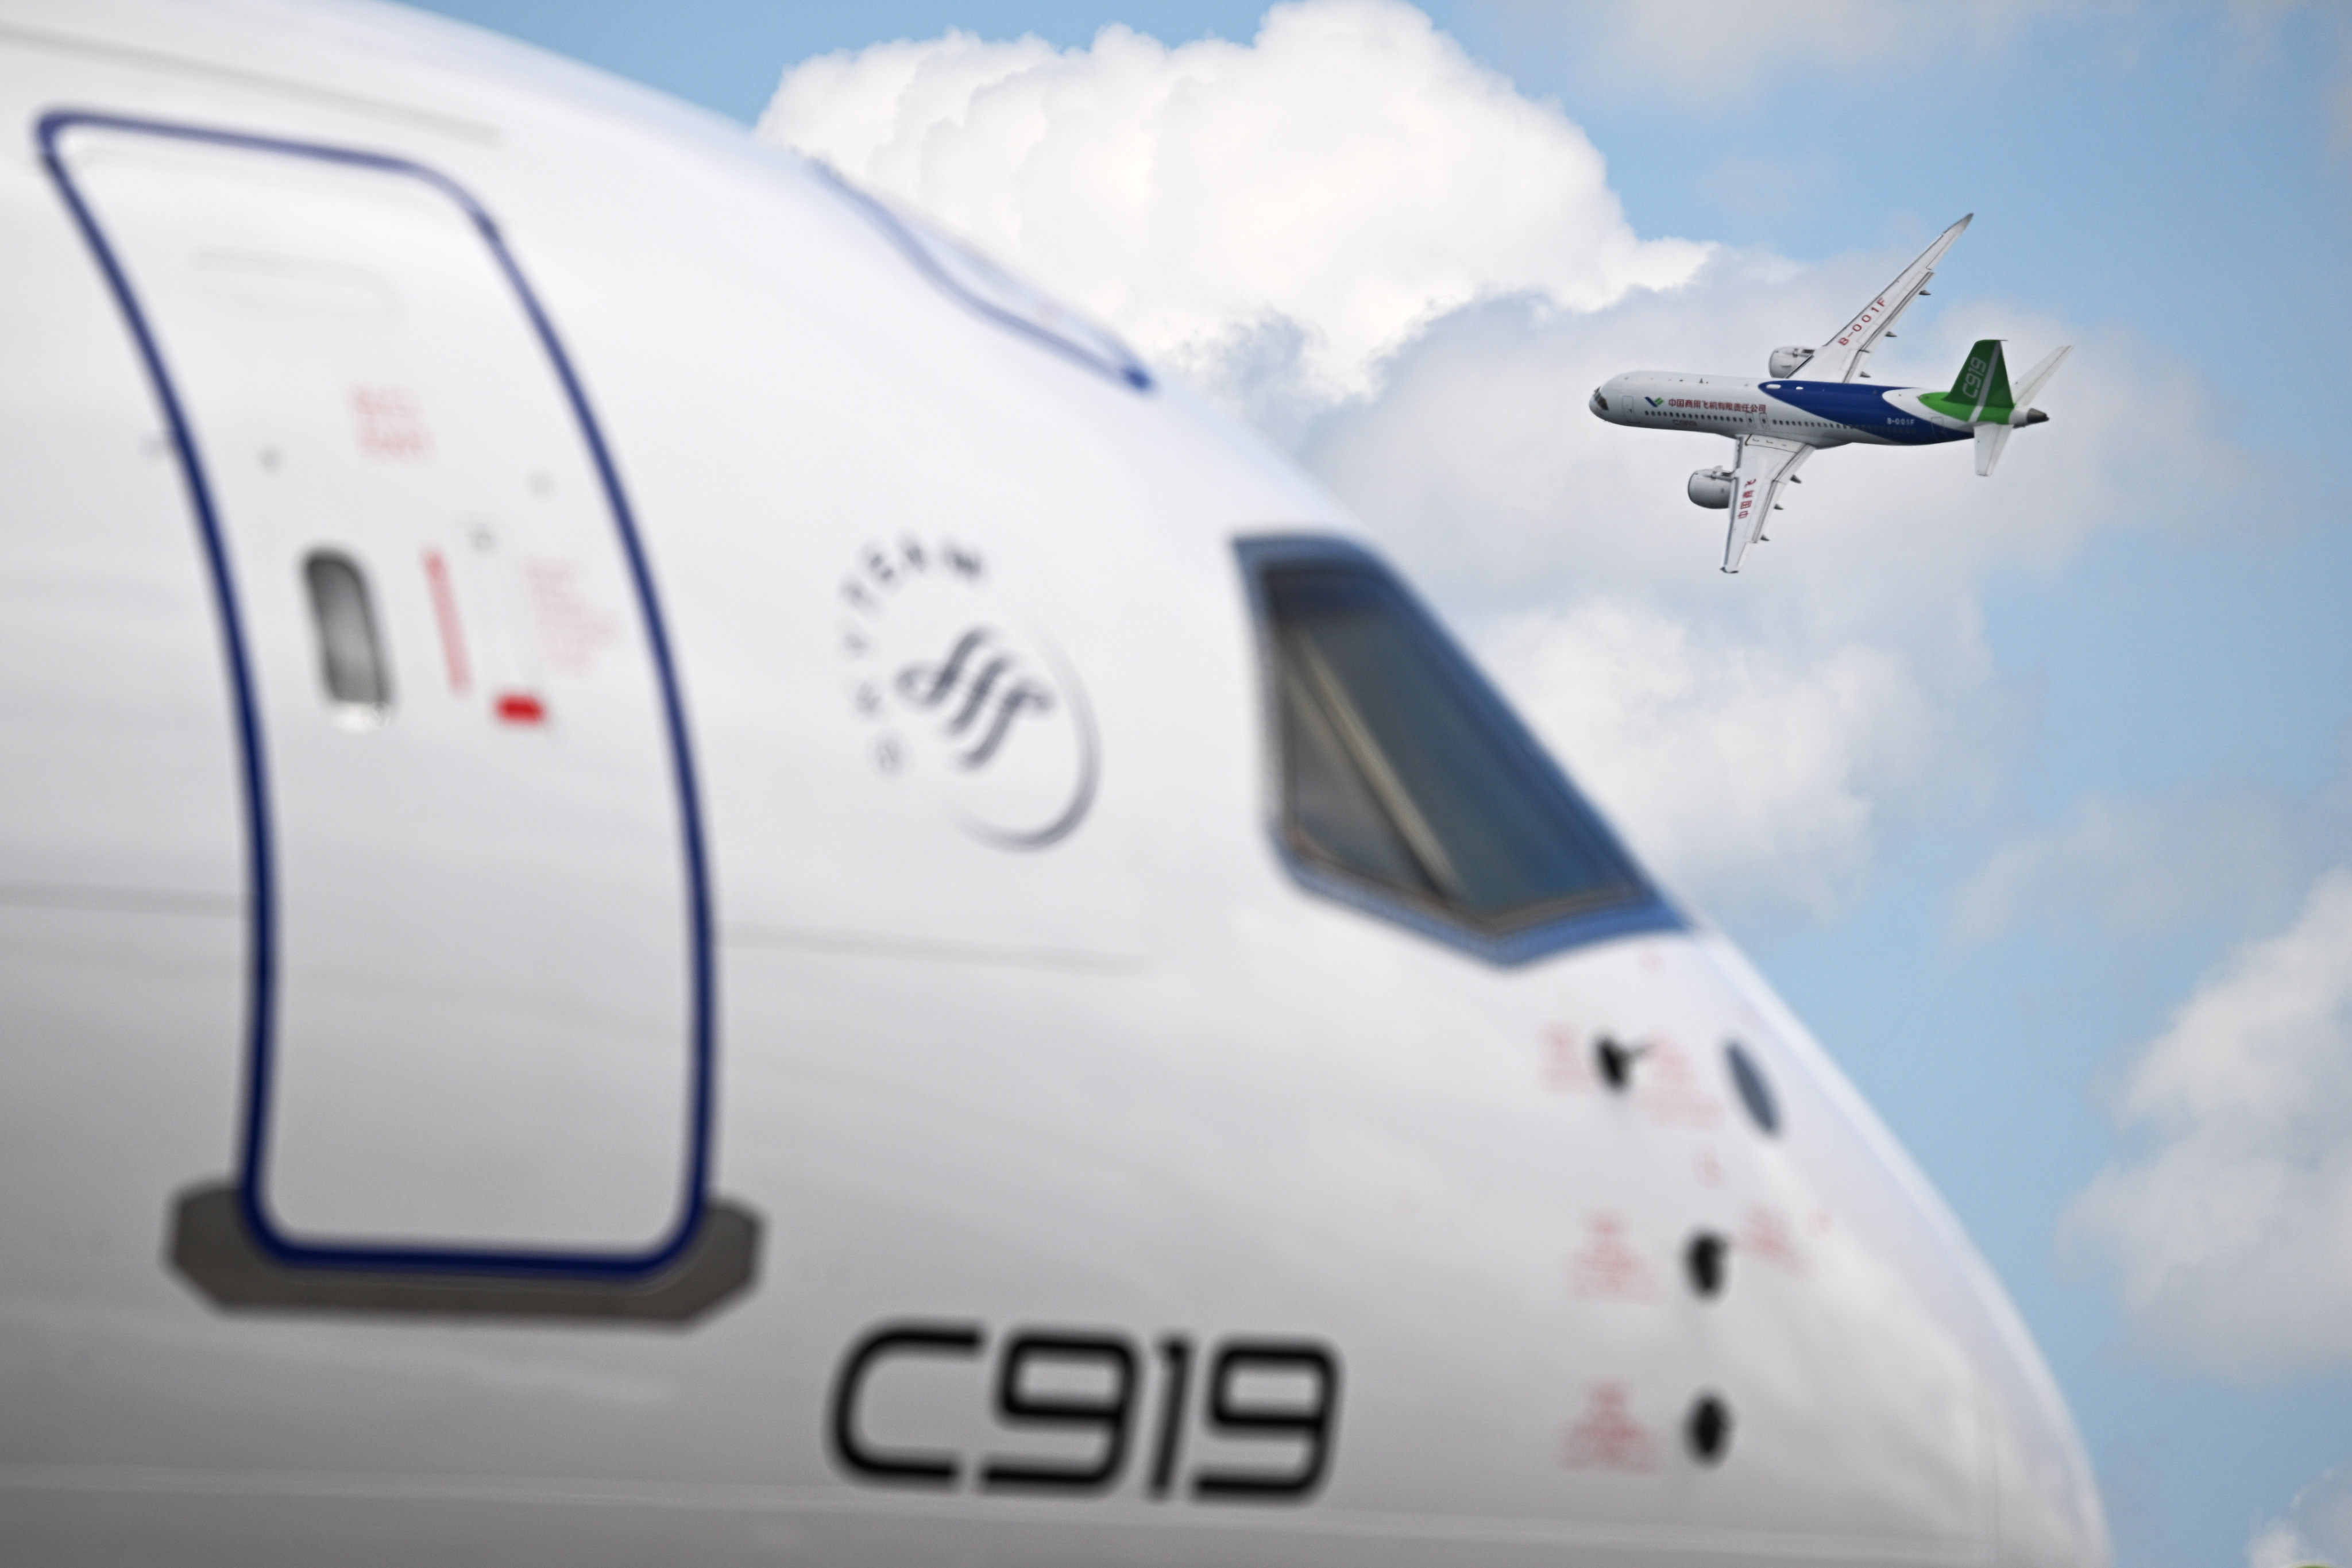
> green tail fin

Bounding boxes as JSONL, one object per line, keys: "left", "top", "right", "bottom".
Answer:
{"left": 1942, "top": 338, "right": 2013, "bottom": 421}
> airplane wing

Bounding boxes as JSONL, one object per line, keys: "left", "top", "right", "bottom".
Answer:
{"left": 1808, "top": 214, "right": 1971, "bottom": 384}
{"left": 1722, "top": 436, "right": 1812, "bottom": 574}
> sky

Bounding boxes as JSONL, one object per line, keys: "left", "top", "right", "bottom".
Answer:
{"left": 397, "top": 2, "right": 2352, "bottom": 1562}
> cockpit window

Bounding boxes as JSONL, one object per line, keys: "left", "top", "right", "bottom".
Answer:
{"left": 1240, "top": 538, "right": 1675, "bottom": 961}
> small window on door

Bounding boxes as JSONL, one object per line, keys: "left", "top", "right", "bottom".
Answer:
{"left": 302, "top": 549, "right": 391, "bottom": 725}
{"left": 1239, "top": 538, "right": 1677, "bottom": 963}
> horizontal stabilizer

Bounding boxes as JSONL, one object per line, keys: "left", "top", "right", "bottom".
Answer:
{"left": 1975, "top": 421, "right": 2013, "bottom": 477}
{"left": 2011, "top": 343, "right": 2072, "bottom": 411}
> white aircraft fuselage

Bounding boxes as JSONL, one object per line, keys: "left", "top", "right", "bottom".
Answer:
{"left": 1590, "top": 372, "right": 1986, "bottom": 450}
{"left": 0, "top": 2, "right": 2105, "bottom": 1564}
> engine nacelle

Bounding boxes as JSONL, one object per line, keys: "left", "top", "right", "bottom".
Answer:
{"left": 1687, "top": 466, "right": 1736, "bottom": 509}
{"left": 1767, "top": 345, "right": 1815, "bottom": 379}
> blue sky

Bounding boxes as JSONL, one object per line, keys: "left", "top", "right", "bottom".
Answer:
{"left": 402, "top": 3, "right": 2352, "bottom": 1562}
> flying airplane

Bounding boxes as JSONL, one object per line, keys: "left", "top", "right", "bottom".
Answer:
{"left": 1588, "top": 214, "right": 2073, "bottom": 573}
{"left": 0, "top": 1, "right": 2107, "bottom": 1563}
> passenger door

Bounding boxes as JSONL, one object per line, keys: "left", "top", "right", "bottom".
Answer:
{"left": 49, "top": 117, "right": 710, "bottom": 1271}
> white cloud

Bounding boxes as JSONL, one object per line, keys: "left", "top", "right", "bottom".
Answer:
{"left": 1294, "top": 279, "right": 2215, "bottom": 913}
{"left": 759, "top": 1, "right": 2230, "bottom": 923}
{"left": 2065, "top": 868, "right": 2352, "bottom": 1379}
{"left": 2250, "top": 1459, "right": 2352, "bottom": 1567}
{"left": 1486, "top": 600, "right": 1935, "bottom": 917}
{"left": 758, "top": 0, "right": 1706, "bottom": 402}
{"left": 1295, "top": 257, "right": 2212, "bottom": 625}
{"left": 1952, "top": 781, "right": 2352, "bottom": 948}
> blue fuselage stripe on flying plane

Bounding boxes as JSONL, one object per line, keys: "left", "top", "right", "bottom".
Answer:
{"left": 1761, "top": 381, "right": 1965, "bottom": 446}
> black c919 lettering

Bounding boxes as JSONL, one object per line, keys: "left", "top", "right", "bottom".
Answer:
{"left": 982, "top": 1331, "right": 1137, "bottom": 1491}
{"left": 829, "top": 1320, "right": 984, "bottom": 1486}
{"left": 828, "top": 1319, "right": 1340, "bottom": 1505}
{"left": 1192, "top": 1341, "right": 1341, "bottom": 1499}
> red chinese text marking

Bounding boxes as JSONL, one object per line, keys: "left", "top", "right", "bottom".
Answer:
{"left": 1571, "top": 1214, "right": 1659, "bottom": 1303}
{"left": 1563, "top": 1383, "right": 1656, "bottom": 1472}
{"left": 352, "top": 385, "right": 429, "bottom": 459}
{"left": 420, "top": 548, "right": 470, "bottom": 695}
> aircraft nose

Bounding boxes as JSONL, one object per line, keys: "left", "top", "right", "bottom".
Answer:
{"left": 1969, "top": 1301, "right": 2107, "bottom": 1566}
{"left": 1688, "top": 948, "right": 2106, "bottom": 1565}
{"left": 1589, "top": 386, "right": 1610, "bottom": 416}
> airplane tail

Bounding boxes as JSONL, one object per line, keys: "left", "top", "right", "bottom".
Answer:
{"left": 1944, "top": 338, "right": 2014, "bottom": 424}
{"left": 1936, "top": 339, "right": 2072, "bottom": 475}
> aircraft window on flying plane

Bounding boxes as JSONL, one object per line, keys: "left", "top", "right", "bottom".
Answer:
{"left": 302, "top": 549, "right": 391, "bottom": 724}
{"left": 1242, "top": 541, "right": 1671, "bottom": 960}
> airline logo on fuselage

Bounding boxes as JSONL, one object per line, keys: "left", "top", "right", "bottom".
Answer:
{"left": 894, "top": 628, "right": 1053, "bottom": 771}
{"left": 840, "top": 535, "right": 1099, "bottom": 849}
{"left": 1667, "top": 399, "right": 1765, "bottom": 414}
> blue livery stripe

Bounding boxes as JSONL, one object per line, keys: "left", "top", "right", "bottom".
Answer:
{"left": 1760, "top": 380, "right": 1964, "bottom": 446}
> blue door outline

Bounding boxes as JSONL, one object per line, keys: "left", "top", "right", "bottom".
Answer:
{"left": 39, "top": 111, "right": 716, "bottom": 1281}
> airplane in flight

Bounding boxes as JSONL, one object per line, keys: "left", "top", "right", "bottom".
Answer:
{"left": 0, "top": 1, "right": 2106, "bottom": 1563}
{"left": 1588, "top": 214, "right": 2073, "bottom": 573}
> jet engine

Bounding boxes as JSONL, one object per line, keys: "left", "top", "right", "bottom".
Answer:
{"left": 1688, "top": 466, "right": 1736, "bottom": 508}
{"left": 1767, "top": 345, "right": 1815, "bottom": 378}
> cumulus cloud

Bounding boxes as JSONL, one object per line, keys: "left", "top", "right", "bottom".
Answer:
{"left": 1295, "top": 254, "right": 2213, "bottom": 625}
{"left": 1296, "top": 281, "right": 2216, "bottom": 913}
{"left": 2250, "top": 1459, "right": 2352, "bottom": 1568}
{"left": 758, "top": 0, "right": 1706, "bottom": 403}
{"left": 1486, "top": 600, "right": 1936, "bottom": 916}
{"left": 759, "top": 0, "right": 2227, "bottom": 921}
{"left": 1953, "top": 779, "right": 2352, "bottom": 948}
{"left": 2065, "top": 868, "right": 2352, "bottom": 1379}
